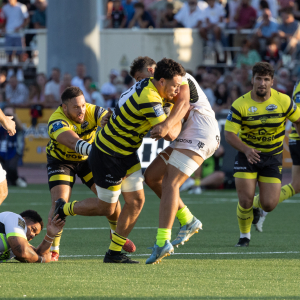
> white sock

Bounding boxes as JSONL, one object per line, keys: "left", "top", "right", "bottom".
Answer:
{"left": 261, "top": 210, "right": 268, "bottom": 217}
{"left": 240, "top": 232, "right": 250, "bottom": 239}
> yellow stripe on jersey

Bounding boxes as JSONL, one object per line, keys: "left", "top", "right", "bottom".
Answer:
{"left": 290, "top": 81, "right": 300, "bottom": 140}
{"left": 47, "top": 103, "right": 107, "bottom": 162}
{"left": 225, "top": 88, "right": 300, "bottom": 155}
{"left": 96, "top": 78, "right": 167, "bottom": 157}
{"left": 49, "top": 174, "right": 74, "bottom": 182}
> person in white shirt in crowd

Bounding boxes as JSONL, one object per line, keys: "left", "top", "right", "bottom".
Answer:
{"left": 251, "top": 0, "right": 278, "bottom": 19}
{"left": 90, "top": 82, "right": 105, "bottom": 107}
{"left": 5, "top": 75, "right": 29, "bottom": 106}
{"left": 174, "top": 0, "right": 204, "bottom": 28}
{"left": 82, "top": 76, "right": 92, "bottom": 103}
{"left": 254, "top": 8, "right": 279, "bottom": 39}
{"left": 101, "top": 69, "right": 118, "bottom": 108}
{"left": 71, "top": 63, "right": 86, "bottom": 91}
{"left": 45, "top": 68, "right": 61, "bottom": 108}
{"left": 199, "top": 0, "right": 226, "bottom": 61}
{"left": 1, "top": 0, "right": 29, "bottom": 82}
{"left": 59, "top": 73, "right": 72, "bottom": 95}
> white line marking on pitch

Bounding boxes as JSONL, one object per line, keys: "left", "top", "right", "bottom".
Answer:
{"left": 42, "top": 227, "right": 159, "bottom": 230}
{"left": 60, "top": 251, "right": 300, "bottom": 258}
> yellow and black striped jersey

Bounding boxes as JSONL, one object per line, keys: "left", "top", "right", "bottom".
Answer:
{"left": 47, "top": 103, "right": 107, "bottom": 162}
{"left": 225, "top": 88, "right": 300, "bottom": 155}
{"left": 289, "top": 81, "right": 300, "bottom": 140}
{"left": 95, "top": 78, "right": 167, "bottom": 157}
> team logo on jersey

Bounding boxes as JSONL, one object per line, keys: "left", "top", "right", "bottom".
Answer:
{"left": 266, "top": 104, "right": 277, "bottom": 111}
{"left": 153, "top": 104, "right": 164, "bottom": 117}
{"left": 295, "top": 94, "right": 300, "bottom": 103}
{"left": 81, "top": 121, "right": 89, "bottom": 129}
{"left": 52, "top": 121, "right": 64, "bottom": 132}
{"left": 197, "top": 141, "right": 205, "bottom": 149}
{"left": 227, "top": 110, "right": 233, "bottom": 121}
{"left": 73, "top": 125, "right": 77, "bottom": 131}
{"left": 258, "top": 129, "right": 267, "bottom": 135}
{"left": 278, "top": 166, "right": 282, "bottom": 174}
{"left": 18, "top": 218, "right": 25, "bottom": 230}
{"left": 259, "top": 116, "right": 268, "bottom": 124}
{"left": 97, "top": 107, "right": 106, "bottom": 119}
{"left": 248, "top": 106, "right": 258, "bottom": 113}
{"left": 247, "top": 117, "right": 254, "bottom": 121}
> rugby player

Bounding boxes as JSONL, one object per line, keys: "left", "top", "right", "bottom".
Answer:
{"left": 53, "top": 58, "right": 185, "bottom": 263}
{"left": 224, "top": 62, "right": 300, "bottom": 247}
{"left": 128, "top": 57, "right": 220, "bottom": 264}
{"left": 0, "top": 210, "right": 65, "bottom": 263}
{"left": 251, "top": 79, "right": 300, "bottom": 232}
{"left": 46, "top": 86, "right": 134, "bottom": 261}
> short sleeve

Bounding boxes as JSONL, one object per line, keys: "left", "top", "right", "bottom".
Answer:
{"left": 5, "top": 213, "right": 27, "bottom": 240}
{"left": 21, "top": 3, "right": 29, "bottom": 19}
{"left": 174, "top": 7, "right": 184, "bottom": 23}
{"left": 224, "top": 105, "right": 242, "bottom": 134}
{"left": 287, "top": 98, "right": 300, "bottom": 123}
{"left": 92, "top": 105, "right": 108, "bottom": 127}
{"left": 48, "top": 119, "right": 71, "bottom": 140}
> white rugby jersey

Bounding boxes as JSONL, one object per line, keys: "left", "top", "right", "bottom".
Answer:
{"left": 182, "top": 73, "right": 215, "bottom": 118}
{"left": 0, "top": 212, "right": 27, "bottom": 262}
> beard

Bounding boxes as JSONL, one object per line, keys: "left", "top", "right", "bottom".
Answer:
{"left": 66, "top": 108, "right": 85, "bottom": 124}
{"left": 256, "top": 90, "right": 267, "bottom": 97}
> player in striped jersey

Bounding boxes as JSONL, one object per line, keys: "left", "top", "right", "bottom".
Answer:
{"left": 53, "top": 58, "right": 186, "bottom": 263}
{"left": 251, "top": 80, "right": 300, "bottom": 232}
{"left": 47, "top": 87, "right": 135, "bottom": 261}
{"left": 225, "top": 62, "right": 300, "bottom": 247}
{"left": 129, "top": 57, "right": 220, "bottom": 264}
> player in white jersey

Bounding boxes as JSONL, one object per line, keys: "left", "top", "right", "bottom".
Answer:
{"left": 0, "top": 210, "right": 65, "bottom": 263}
{"left": 128, "top": 57, "right": 220, "bottom": 264}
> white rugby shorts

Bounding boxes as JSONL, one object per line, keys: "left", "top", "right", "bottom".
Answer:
{"left": 170, "top": 109, "right": 220, "bottom": 160}
{"left": 0, "top": 164, "right": 6, "bottom": 183}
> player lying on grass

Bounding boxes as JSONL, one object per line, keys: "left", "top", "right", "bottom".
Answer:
{"left": 0, "top": 210, "right": 65, "bottom": 263}
{"left": 250, "top": 79, "right": 300, "bottom": 232}
{"left": 224, "top": 62, "right": 300, "bottom": 247}
{"left": 53, "top": 58, "right": 185, "bottom": 263}
{"left": 46, "top": 86, "right": 135, "bottom": 261}
{"left": 128, "top": 56, "right": 220, "bottom": 264}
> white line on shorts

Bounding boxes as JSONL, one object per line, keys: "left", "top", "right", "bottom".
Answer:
{"left": 60, "top": 251, "right": 300, "bottom": 258}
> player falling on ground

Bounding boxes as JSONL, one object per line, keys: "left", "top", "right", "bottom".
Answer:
{"left": 224, "top": 62, "right": 300, "bottom": 247}
{"left": 46, "top": 86, "right": 135, "bottom": 261}
{"left": 53, "top": 58, "right": 185, "bottom": 263}
{"left": 0, "top": 210, "right": 64, "bottom": 263}
{"left": 251, "top": 79, "right": 300, "bottom": 232}
{"left": 129, "top": 56, "right": 220, "bottom": 264}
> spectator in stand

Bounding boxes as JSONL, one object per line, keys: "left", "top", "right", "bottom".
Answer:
{"left": 122, "top": 0, "right": 135, "bottom": 27}
{"left": 236, "top": 39, "right": 261, "bottom": 68}
{"left": 254, "top": 8, "right": 278, "bottom": 39}
{"left": 276, "top": 67, "right": 290, "bottom": 93}
{"left": 278, "top": 0, "right": 295, "bottom": 9}
{"left": 124, "top": 73, "right": 134, "bottom": 89}
{"left": 28, "top": 73, "right": 46, "bottom": 105}
{"left": 213, "top": 82, "right": 230, "bottom": 113}
{"left": 45, "top": 68, "right": 60, "bottom": 107}
{"left": 101, "top": 69, "right": 118, "bottom": 108}
{"left": 1, "top": 0, "right": 29, "bottom": 82}
{"left": 174, "top": 0, "right": 202, "bottom": 28}
{"left": 227, "top": 83, "right": 242, "bottom": 105}
{"left": 196, "top": 73, "right": 216, "bottom": 107}
{"left": 128, "top": 2, "right": 155, "bottom": 28}
{"left": 251, "top": 0, "right": 279, "bottom": 19}
{"left": 0, "top": 107, "right": 27, "bottom": 187}
{"left": 261, "top": 36, "right": 281, "bottom": 67}
{"left": 294, "top": 0, "right": 300, "bottom": 20}
{"left": 82, "top": 76, "right": 92, "bottom": 103}
{"left": 59, "top": 72, "right": 72, "bottom": 95}
{"left": 71, "top": 63, "right": 86, "bottom": 91}
{"left": 159, "top": 3, "right": 177, "bottom": 28}
{"left": 225, "top": 0, "right": 240, "bottom": 29}
{"left": 107, "top": 0, "right": 126, "bottom": 28}
{"left": 0, "top": 70, "right": 7, "bottom": 91}
{"left": 199, "top": 0, "right": 226, "bottom": 61}
{"left": 234, "top": 0, "right": 257, "bottom": 29}
{"left": 5, "top": 75, "right": 28, "bottom": 106}
{"left": 32, "top": 0, "right": 46, "bottom": 29}
{"left": 90, "top": 82, "right": 105, "bottom": 107}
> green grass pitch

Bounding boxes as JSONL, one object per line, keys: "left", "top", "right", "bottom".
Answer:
{"left": 1, "top": 184, "right": 300, "bottom": 299}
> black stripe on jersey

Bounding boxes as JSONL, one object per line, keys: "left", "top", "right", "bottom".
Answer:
{"left": 274, "top": 129, "right": 285, "bottom": 139}
{"left": 110, "top": 117, "right": 139, "bottom": 137}
{"left": 286, "top": 99, "right": 294, "bottom": 116}
{"left": 241, "top": 138, "right": 282, "bottom": 149}
{"left": 241, "top": 113, "right": 287, "bottom": 121}
{"left": 291, "top": 129, "right": 298, "bottom": 134}
{"left": 139, "top": 102, "right": 161, "bottom": 109}
{"left": 101, "top": 129, "right": 138, "bottom": 153}
{"left": 106, "top": 122, "right": 140, "bottom": 146}
{"left": 231, "top": 107, "right": 241, "bottom": 118}
{"left": 123, "top": 101, "right": 146, "bottom": 121}
{"left": 242, "top": 121, "right": 284, "bottom": 129}
{"left": 231, "top": 117, "right": 242, "bottom": 125}
{"left": 51, "top": 149, "right": 65, "bottom": 161}
{"left": 78, "top": 128, "right": 95, "bottom": 138}
{"left": 188, "top": 78, "right": 199, "bottom": 104}
{"left": 96, "top": 135, "right": 125, "bottom": 158}
{"left": 94, "top": 106, "right": 100, "bottom": 123}
{"left": 54, "top": 146, "right": 67, "bottom": 157}
{"left": 114, "top": 105, "right": 140, "bottom": 129}
{"left": 144, "top": 112, "right": 159, "bottom": 118}
{"left": 293, "top": 91, "right": 300, "bottom": 100}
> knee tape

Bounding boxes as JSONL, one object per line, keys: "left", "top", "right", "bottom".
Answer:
{"left": 168, "top": 150, "right": 199, "bottom": 176}
{"left": 96, "top": 185, "right": 120, "bottom": 203}
{"left": 121, "top": 169, "right": 144, "bottom": 192}
{"left": 159, "top": 150, "right": 170, "bottom": 165}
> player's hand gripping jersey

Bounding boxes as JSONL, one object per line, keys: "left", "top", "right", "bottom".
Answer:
{"left": 0, "top": 212, "right": 27, "bottom": 262}
{"left": 289, "top": 81, "right": 300, "bottom": 141}
{"left": 95, "top": 78, "right": 167, "bottom": 157}
{"left": 47, "top": 104, "right": 107, "bottom": 162}
{"left": 225, "top": 89, "right": 300, "bottom": 155}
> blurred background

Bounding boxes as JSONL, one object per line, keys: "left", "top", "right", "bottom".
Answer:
{"left": 0, "top": 0, "right": 298, "bottom": 188}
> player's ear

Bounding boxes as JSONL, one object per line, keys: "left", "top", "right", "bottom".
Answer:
{"left": 159, "top": 78, "right": 165, "bottom": 87}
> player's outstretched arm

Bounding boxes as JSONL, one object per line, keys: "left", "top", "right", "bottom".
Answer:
{"left": 225, "top": 131, "right": 261, "bottom": 164}
{"left": 0, "top": 109, "right": 16, "bottom": 136}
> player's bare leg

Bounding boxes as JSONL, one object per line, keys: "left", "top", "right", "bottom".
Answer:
{"left": 0, "top": 180, "right": 8, "bottom": 206}
{"left": 258, "top": 182, "right": 281, "bottom": 212}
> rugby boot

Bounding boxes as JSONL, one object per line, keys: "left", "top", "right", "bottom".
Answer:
{"left": 171, "top": 216, "right": 202, "bottom": 248}
{"left": 103, "top": 251, "right": 139, "bottom": 264}
{"left": 235, "top": 238, "right": 250, "bottom": 247}
{"left": 52, "top": 198, "right": 67, "bottom": 220}
{"left": 51, "top": 251, "right": 59, "bottom": 261}
{"left": 146, "top": 240, "right": 174, "bottom": 264}
{"left": 252, "top": 207, "right": 260, "bottom": 225}
{"left": 255, "top": 209, "right": 267, "bottom": 232}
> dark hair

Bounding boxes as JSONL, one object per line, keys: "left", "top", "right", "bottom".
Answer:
{"left": 194, "top": 74, "right": 202, "bottom": 83}
{"left": 83, "top": 76, "right": 93, "bottom": 83}
{"left": 52, "top": 67, "right": 60, "bottom": 73}
{"left": 124, "top": 74, "right": 133, "bottom": 86}
{"left": 259, "top": 0, "right": 269, "bottom": 9}
{"left": 20, "top": 210, "right": 44, "bottom": 230}
{"left": 130, "top": 56, "right": 157, "bottom": 78}
{"left": 61, "top": 86, "right": 83, "bottom": 103}
{"left": 154, "top": 58, "right": 186, "bottom": 81}
{"left": 166, "top": 3, "right": 174, "bottom": 10}
{"left": 252, "top": 62, "right": 274, "bottom": 78}
{"left": 134, "top": 2, "right": 145, "bottom": 9}
{"left": 280, "top": 7, "right": 293, "bottom": 15}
